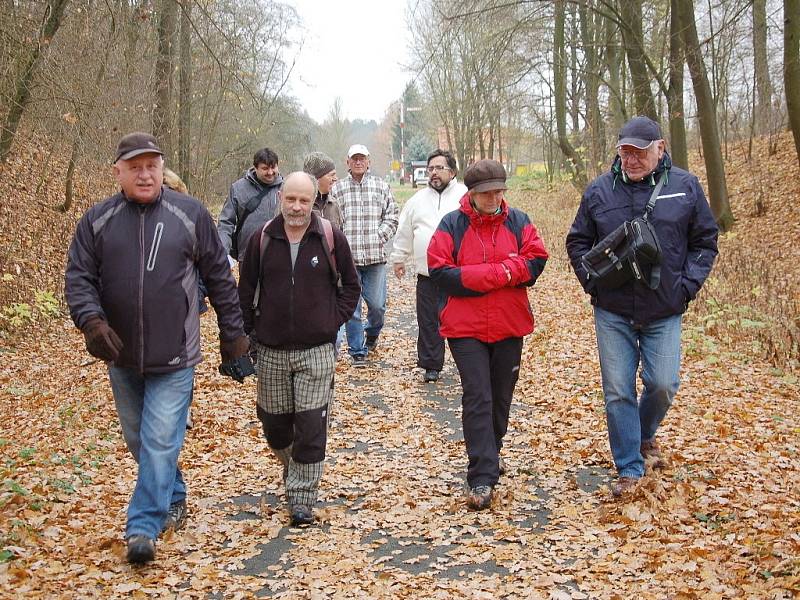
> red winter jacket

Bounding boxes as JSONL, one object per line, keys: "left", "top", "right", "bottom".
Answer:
{"left": 427, "top": 194, "right": 548, "bottom": 343}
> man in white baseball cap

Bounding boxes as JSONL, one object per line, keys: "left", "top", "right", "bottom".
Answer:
{"left": 330, "top": 144, "right": 398, "bottom": 367}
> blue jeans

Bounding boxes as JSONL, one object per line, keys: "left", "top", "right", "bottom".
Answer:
{"left": 108, "top": 366, "right": 194, "bottom": 539}
{"left": 594, "top": 307, "right": 682, "bottom": 479}
{"left": 346, "top": 263, "right": 387, "bottom": 357}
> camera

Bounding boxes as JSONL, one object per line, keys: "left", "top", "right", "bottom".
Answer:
{"left": 218, "top": 354, "right": 256, "bottom": 383}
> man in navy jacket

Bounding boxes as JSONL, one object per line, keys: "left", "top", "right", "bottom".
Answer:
{"left": 66, "top": 132, "right": 250, "bottom": 563}
{"left": 566, "top": 117, "right": 718, "bottom": 497}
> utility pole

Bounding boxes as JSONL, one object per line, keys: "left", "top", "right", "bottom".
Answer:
{"left": 400, "top": 100, "right": 421, "bottom": 183}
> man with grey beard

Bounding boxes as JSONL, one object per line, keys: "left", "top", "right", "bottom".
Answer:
{"left": 237, "top": 172, "right": 360, "bottom": 526}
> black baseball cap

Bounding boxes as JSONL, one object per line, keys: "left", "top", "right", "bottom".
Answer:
{"left": 114, "top": 132, "right": 163, "bottom": 163}
{"left": 616, "top": 116, "right": 663, "bottom": 149}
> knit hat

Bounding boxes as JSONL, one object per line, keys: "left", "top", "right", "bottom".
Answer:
{"left": 616, "top": 116, "right": 663, "bottom": 149}
{"left": 114, "top": 132, "right": 163, "bottom": 163}
{"left": 463, "top": 159, "right": 507, "bottom": 193}
{"left": 303, "top": 152, "right": 336, "bottom": 179}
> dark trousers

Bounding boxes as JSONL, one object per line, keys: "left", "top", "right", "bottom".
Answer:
{"left": 448, "top": 336, "right": 523, "bottom": 488}
{"left": 416, "top": 275, "right": 445, "bottom": 371}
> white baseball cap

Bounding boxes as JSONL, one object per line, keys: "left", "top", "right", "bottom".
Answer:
{"left": 347, "top": 144, "right": 370, "bottom": 158}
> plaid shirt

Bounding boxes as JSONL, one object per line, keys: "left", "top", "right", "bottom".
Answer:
{"left": 330, "top": 173, "right": 399, "bottom": 266}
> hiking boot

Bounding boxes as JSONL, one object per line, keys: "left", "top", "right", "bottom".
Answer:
{"left": 365, "top": 335, "right": 378, "bottom": 351}
{"left": 289, "top": 504, "right": 314, "bottom": 526}
{"left": 498, "top": 456, "right": 507, "bottom": 476}
{"left": 641, "top": 439, "right": 666, "bottom": 469}
{"left": 466, "top": 485, "right": 493, "bottom": 511}
{"left": 611, "top": 476, "right": 640, "bottom": 498}
{"left": 162, "top": 500, "right": 188, "bottom": 532}
{"left": 126, "top": 535, "right": 156, "bottom": 564}
{"left": 423, "top": 369, "right": 440, "bottom": 383}
{"left": 352, "top": 355, "right": 367, "bottom": 368}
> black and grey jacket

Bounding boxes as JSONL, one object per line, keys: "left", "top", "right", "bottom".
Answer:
{"left": 65, "top": 187, "right": 244, "bottom": 373}
{"left": 217, "top": 168, "right": 283, "bottom": 259}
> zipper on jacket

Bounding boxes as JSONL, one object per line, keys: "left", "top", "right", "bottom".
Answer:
{"left": 138, "top": 206, "right": 146, "bottom": 373}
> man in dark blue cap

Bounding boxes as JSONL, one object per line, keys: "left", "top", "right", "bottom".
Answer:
{"left": 565, "top": 116, "right": 719, "bottom": 498}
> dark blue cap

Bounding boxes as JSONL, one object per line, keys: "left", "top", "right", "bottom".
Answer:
{"left": 617, "top": 116, "right": 663, "bottom": 149}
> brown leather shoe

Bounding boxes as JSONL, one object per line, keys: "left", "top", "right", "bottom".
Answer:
{"left": 611, "top": 476, "right": 640, "bottom": 498}
{"left": 641, "top": 439, "right": 666, "bottom": 469}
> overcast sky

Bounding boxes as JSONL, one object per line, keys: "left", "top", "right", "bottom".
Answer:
{"left": 286, "top": 0, "right": 415, "bottom": 124}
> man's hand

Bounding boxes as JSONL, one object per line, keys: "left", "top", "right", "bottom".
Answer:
{"left": 82, "top": 316, "right": 123, "bottom": 362}
{"left": 393, "top": 263, "right": 405, "bottom": 279}
{"left": 220, "top": 335, "right": 250, "bottom": 362}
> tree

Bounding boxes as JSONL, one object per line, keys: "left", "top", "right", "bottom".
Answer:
{"left": 786, "top": 0, "right": 800, "bottom": 166}
{"left": 667, "top": 0, "right": 688, "bottom": 169}
{"left": 554, "top": 0, "right": 586, "bottom": 187}
{"left": 753, "top": 0, "right": 773, "bottom": 136}
{"left": 676, "top": 0, "right": 734, "bottom": 231}
{"left": 0, "top": 0, "right": 70, "bottom": 163}
{"left": 618, "top": 0, "right": 657, "bottom": 120}
{"left": 154, "top": 0, "right": 178, "bottom": 164}
{"left": 178, "top": 0, "right": 192, "bottom": 186}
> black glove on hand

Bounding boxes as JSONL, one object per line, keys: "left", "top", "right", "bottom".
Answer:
{"left": 220, "top": 335, "right": 250, "bottom": 362}
{"left": 82, "top": 316, "right": 123, "bottom": 362}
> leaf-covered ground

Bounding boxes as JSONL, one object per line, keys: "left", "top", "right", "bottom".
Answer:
{"left": 1, "top": 231, "right": 798, "bottom": 598}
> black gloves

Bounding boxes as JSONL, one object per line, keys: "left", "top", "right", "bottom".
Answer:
{"left": 220, "top": 335, "right": 250, "bottom": 362}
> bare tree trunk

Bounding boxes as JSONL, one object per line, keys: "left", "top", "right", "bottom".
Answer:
{"left": 581, "top": 0, "right": 604, "bottom": 178}
{"left": 753, "top": 0, "right": 773, "bottom": 135}
{"left": 178, "top": 0, "right": 192, "bottom": 188}
{"left": 153, "top": 0, "right": 177, "bottom": 162}
{"left": 618, "top": 0, "right": 657, "bottom": 119}
{"left": 0, "top": 0, "right": 70, "bottom": 163}
{"left": 605, "top": 5, "right": 625, "bottom": 131}
{"left": 554, "top": 0, "right": 586, "bottom": 188}
{"left": 677, "top": 0, "right": 734, "bottom": 231}
{"left": 667, "top": 0, "right": 688, "bottom": 169}
{"left": 786, "top": 0, "right": 800, "bottom": 166}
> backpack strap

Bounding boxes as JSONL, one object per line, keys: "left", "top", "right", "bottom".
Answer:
{"left": 252, "top": 218, "right": 274, "bottom": 312}
{"left": 319, "top": 217, "right": 341, "bottom": 289}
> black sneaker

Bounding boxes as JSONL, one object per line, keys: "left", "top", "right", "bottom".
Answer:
{"left": 162, "top": 500, "right": 188, "bottom": 532}
{"left": 365, "top": 335, "right": 378, "bottom": 351}
{"left": 290, "top": 504, "right": 314, "bottom": 526}
{"left": 466, "top": 485, "right": 493, "bottom": 511}
{"left": 423, "top": 369, "right": 440, "bottom": 383}
{"left": 126, "top": 535, "right": 156, "bottom": 564}
{"left": 352, "top": 355, "right": 367, "bottom": 368}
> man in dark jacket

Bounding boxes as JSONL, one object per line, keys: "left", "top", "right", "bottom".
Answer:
{"left": 65, "top": 132, "right": 250, "bottom": 564}
{"left": 238, "top": 171, "right": 360, "bottom": 526}
{"left": 217, "top": 147, "right": 284, "bottom": 260}
{"left": 565, "top": 116, "right": 719, "bottom": 498}
{"left": 428, "top": 159, "right": 548, "bottom": 511}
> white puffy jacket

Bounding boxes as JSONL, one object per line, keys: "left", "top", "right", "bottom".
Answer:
{"left": 390, "top": 178, "right": 467, "bottom": 276}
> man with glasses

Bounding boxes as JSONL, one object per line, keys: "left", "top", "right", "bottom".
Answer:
{"left": 391, "top": 149, "right": 466, "bottom": 382}
{"left": 566, "top": 116, "right": 718, "bottom": 498}
{"left": 330, "top": 144, "right": 399, "bottom": 367}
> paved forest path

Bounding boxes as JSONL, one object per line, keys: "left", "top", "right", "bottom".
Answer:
{"left": 1, "top": 219, "right": 798, "bottom": 598}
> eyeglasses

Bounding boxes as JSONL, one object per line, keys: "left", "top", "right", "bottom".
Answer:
{"left": 618, "top": 146, "right": 652, "bottom": 160}
{"left": 426, "top": 165, "right": 451, "bottom": 173}
{"left": 349, "top": 156, "right": 368, "bottom": 164}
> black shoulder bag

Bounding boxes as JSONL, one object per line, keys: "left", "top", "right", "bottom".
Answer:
{"left": 580, "top": 174, "right": 664, "bottom": 290}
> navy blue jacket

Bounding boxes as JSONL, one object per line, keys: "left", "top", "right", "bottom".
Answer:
{"left": 565, "top": 153, "right": 719, "bottom": 326}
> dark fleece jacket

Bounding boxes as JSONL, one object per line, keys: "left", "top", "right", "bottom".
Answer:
{"left": 238, "top": 213, "right": 360, "bottom": 349}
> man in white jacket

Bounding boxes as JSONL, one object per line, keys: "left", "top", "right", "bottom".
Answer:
{"left": 391, "top": 149, "right": 467, "bottom": 382}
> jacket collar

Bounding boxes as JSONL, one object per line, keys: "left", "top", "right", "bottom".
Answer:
{"left": 458, "top": 192, "right": 508, "bottom": 224}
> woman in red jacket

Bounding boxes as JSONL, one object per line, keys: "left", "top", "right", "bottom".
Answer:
{"left": 428, "top": 159, "right": 548, "bottom": 510}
